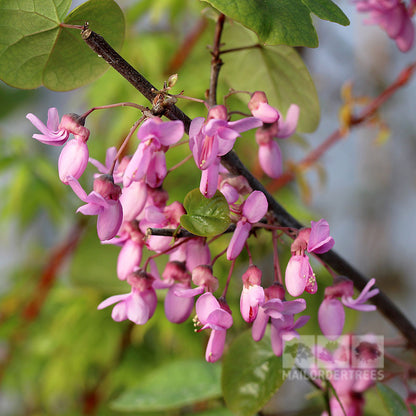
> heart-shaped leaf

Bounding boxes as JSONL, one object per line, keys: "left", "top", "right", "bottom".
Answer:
{"left": 180, "top": 189, "right": 230, "bottom": 237}
{"left": 111, "top": 359, "right": 222, "bottom": 412}
{"left": 222, "top": 329, "right": 287, "bottom": 416}
{"left": 0, "top": 0, "right": 125, "bottom": 91}
{"left": 202, "top": 0, "right": 349, "bottom": 48}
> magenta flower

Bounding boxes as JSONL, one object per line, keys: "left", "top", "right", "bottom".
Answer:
{"left": 97, "top": 269, "right": 157, "bottom": 325}
{"left": 119, "top": 180, "right": 148, "bottom": 222}
{"left": 240, "top": 265, "right": 265, "bottom": 323}
{"left": 285, "top": 218, "right": 334, "bottom": 297}
{"left": 285, "top": 254, "right": 317, "bottom": 297}
{"left": 308, "top": 219, "right": 335, "bottom": 254}
{"left": 123, "top": 117, "right": 184, "bottom": 188}
{"left": 58, "top": 138, "right": 89, "bottom": 184}
{"left": 249, "top": 92, "right": 299, "bottom": 179}
{"left": 152, "top": 261, "right": 194, "bottom": 324}
{"left": 174, "top": 265, "right": 219, "bottom": 298}
{"left": 227, "top": 190, "right": 268, "bottom": 260}
{"left": 195, "top": 293, "right": 233, "bottom": 362}
{"left": 318, "top": 277, "right": 379, "bottom": 340}
{"left": 68, "top": 175, "right": 123, "bottom": 241}
{"left": 252, "top": 283, "right": 308, "bottom": 352}
{"left": 26, "top": 107, "right": 70, "bottom": 146}
{"left": 190, "top": 105, "right": 262, "bottom": 198}
{"left": 355, "top": 0, "right": 415, "bottom": 52}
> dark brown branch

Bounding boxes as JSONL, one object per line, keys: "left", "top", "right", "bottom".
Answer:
{"left": 78, "top": 28, "right": 416, "bottom": 349}
{"left": 208, "top": 13, "right": 226, "bottom": 107}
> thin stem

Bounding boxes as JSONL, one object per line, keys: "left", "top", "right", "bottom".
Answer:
{"left": 220, "top": 44, "right": 262, "bottom": 54}
{"left": 222, "top": 258, "right": 236, "bottom": 298}
{"left": 110, "top": 116, "right": 145, "bottom": 174}
{"left": 211, "top": 248, "right": 227, "bottom": 266}
{"left": 272, "top": 230, "right": 283, "bottom": 284}
{"left": 80, "top": 102, "right": 148, "bottom": 119}
{"left": 166, "top": 153, "right": 193, "bottom": 175}
{"left": 208, "top": 13, "right": 226, "bottom": 107}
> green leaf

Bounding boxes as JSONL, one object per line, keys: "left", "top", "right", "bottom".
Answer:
{"left": 0, "top": 0, "right": 125, "bottom": 91}
{"left": 180, "top": 189, "right": 230, "bottom": 237}
{"left": 222, "top": 329, "right": 287, "bottom": 416}
{"left": 377, "top": 383, "right": 409, "bottom": 416}
{"left": 202, "top": 0, "right": 348, "bottom": 47}
{"left": 221, "top": 29, "right": 320, "bottom": 132}
{"left": 301, "top": 0, "right": 349, "bottom": 26}
{"left": 203, "top": 0, "right": 318, "bottom": 47}
{"left": 111, "top": 359, "right": 222, "bottom": 412}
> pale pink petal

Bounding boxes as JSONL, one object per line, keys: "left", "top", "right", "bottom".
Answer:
{"left": 206, "top": 329, "right": 226, "bottom": 362}
{"left": 252, "top": 307, "right": 269, "bottom": 341}
{"left": 119, "top": 180, "right": 147, "bottom": 222}
{"left": 308, "top": 219, "right": 334, "bottom": 254}
{"left": 242, "top": 190, "right": 268, "bottom": 223}
{"left": 276, "top": 104, "right": 299, "bottom": 139}
{"left": 196, "top": 292, "right": 220, "bottom": 323}
{"left": 125, "top": 292, "right": 150, "bottom": 325}
{"left": 258, "top": 141, "right": 282, "bottom": 179}
{"left": 285, "top": 255, "right": 310, "bottom": 297}
{"left": 111, "top": 301, "right": 128, "bottom": 322}
{"left": 318, "top": 297, "right": 345, "bottom": 340}
{"left": 97, "top": 201, "right": 123, "bottom": 241}
{"left": 156, "top": 120, "right": 184, "bottom": 146}
{"left": 97, "top": 293, "right": 130, "bottom": 309}
{"left": 250, "top": 102, "right": 279, "bottom": 123}
{"left": 228, "top": 117, "right": 263, "bottom": 133}
{"left": 58, "top": 139, "right": 89, "bottom": 184}
{"left": 200, "top": 157, "right": 220, "bottom": 198}
{"left": 165, "top": 285, "right": 194, "bottom": 323}
{"left": 146, "top": 150, "right": 166, "bottom": 188}
{"left": 117, "top": 239, "right": 143, "bottom": 280}
{"left": 226, "top": 221, "right": 251, "bottom": 260}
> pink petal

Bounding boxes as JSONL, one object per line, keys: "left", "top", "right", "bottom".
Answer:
{"left": 156, "top": 120, "right": 184, "bottom": 146}
{"left": 242, "top": 190, "right": 268, "bottom": 223}
{"left": 258, "top": 141, "right": 282, "bottom": 179}
{"left": 97, "top": 201, "right": 123, "bottom": 241}
{"left": 205, "top": 329, "right": 226, "bottom": 362}
{"left": 196, "top": 292, "right": 220, "bottom": 323}
{"left": 252, "top": 307, "right": 269, "bottom": 341}
{"left": 58, "top": 139, "right": 89, "bottom": 184}
{"left": 276, "top": 104, "right": 299, "bottom": 139}
{"left": 228, "top": 117, "right": 263, "bottom": 133}
{"left": 119, "top": 180, "right": 147, "bottom": 222}
{"left": 67, "top": 177, "right": 88, "bottom": 201}
{"left": 308, "top": 219, "right": 334, "bottom": 254}
{"left": 97, "top": 293, "right": 130, "bottom": 309}
{"left": 146, "top": 150, "right": 166, "bottom": 188}
{"left": 200, "top": 157, "right": 220, "bottom": 198}
{"left": 318, "top": 297, "right": 345, "bottom": 340}
{"left": 250, "top": 102, "right": 279, "bottom": 123}
{"left": 111, "top": 301, "right": 128, "bottom": 322}
{"left": 226, "top": 221, "right": 251, "bottom": 260}
{"left": 285, "top": 255, "right": 310, "bottom": 297}
{"left": 117, "top": 239, "right": 143, "bottom": 280}
{"left": 165, "top": 285, "right": 194, "bottom": 323}
{"left": 189, "top": 117, "right": 205, "bottom": 139}
{"left": 125, "top": 292, "right": 150, "bottom": 325}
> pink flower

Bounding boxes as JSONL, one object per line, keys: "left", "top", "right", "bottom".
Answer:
{"left": 97, "top": 269, "right": 157, "bottom": 325}
{"left": 174, "top": 265, "right": 219, "bottom": 298}
{"left": 68, "top": 175, "right": 123, "bottom": 241}
{"left": 26, "top": 107, "right": 70, "bottom": 146}
{"left": 252, "top": 283, "right": 308, "bottom": 352}
{"left": 285, "top": 219, "right": 334, "bottom": 296}
{"left": 308, "top": 219, "right": 335, "bottom": 254}
{"left": 195, "top": 293, "right": 233, "bottom": 362}
{"left": 249, "top": 92, "right": 299, "bottom": 179}
{"left": 240, "top": 265, "right": 265, "bottom": 323}
{"left": 190, "top": 105, "right": 262, "bottom": 198}
{"left": 285, "top": 255, "right": 316, "bottom": 297}
{"left": 227, "top": 190, "right": 268, "bottom": 260}
{"left": 123, "top": 117, "right": 184, "bottom": 188}
{"left": 355, "top": 0, "right": 415, "bottom": 52}
{"left": 152, "top": 261, "right": 194, "bottom": 324}
{"left": 318, "top": 277, "right": 379, "bottom": 340}
{"left": 58, "top": 138, "right": 89, "bottom": 184}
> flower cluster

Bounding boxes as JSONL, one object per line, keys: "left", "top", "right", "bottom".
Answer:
{"left": 26, "top": 92, "right": 378, "bottom": 365}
